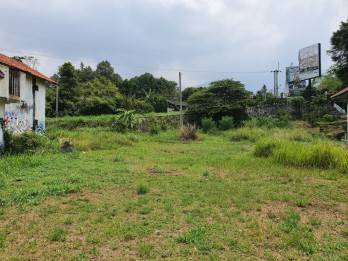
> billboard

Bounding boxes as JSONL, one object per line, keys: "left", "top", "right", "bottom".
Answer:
{"left": 298, "top": 43, "right": 321, "bottom": 80}
{"left": 286, "top": 66, "right": 301, "bottom": 83}
{"left": 285, "top": 66, "right": 306, "bottom": 95}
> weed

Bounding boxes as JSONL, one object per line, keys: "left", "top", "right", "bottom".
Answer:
{"left": 281, "top": 209, "right": 300, "bottom": 233}
{"left": 137, "top": 184, "right": 149, "bottom": 195}
{"left": 64, "top": 216, "right": 73, "bottom": 225}
{"left": 341, "top": 230, "right": 348, "bottom": 238}
{"left": 48, "top": 227, "right": 67, "bottom": 242}
{"left": 138, "top": 242, "right": 154, "bottom": 258}
{"left": 0, "top": 234, "right": 5, "bottom": 248}
{"left": 294, "top": 198, "right": 310, "bottom": 208}
{"left": 180, "top": 124, "right": 199, "bottom": 141}
{"left": 308, "top": 216, "right": 321, "bottom": 226}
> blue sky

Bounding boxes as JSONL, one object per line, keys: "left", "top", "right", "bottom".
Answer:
{"left": 0, "top": 0, "right": 347, "bottom": 93}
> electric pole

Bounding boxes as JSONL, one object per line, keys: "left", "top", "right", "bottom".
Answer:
{"left": 271, "top": 62, "right": 281, "bottom": 97}
{"left": 179, "top": 72, "right": 183, "bottom": 127}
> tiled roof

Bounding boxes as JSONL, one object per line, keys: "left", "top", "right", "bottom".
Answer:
{"left": 0, "top": 53, "right": 57, "bottom": 84}
{"left": 331, "top": 86, "right": 348, "bottom": 100}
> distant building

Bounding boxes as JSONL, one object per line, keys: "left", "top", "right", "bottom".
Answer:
{"left": 167, "top": 100, "right": 187, "bottom": 112}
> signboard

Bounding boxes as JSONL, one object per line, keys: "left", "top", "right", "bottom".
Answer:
{"left": 298, "top": 43, "right": 321, "bottom": 80}
{"left": 286, "top": 66, "right": 300, "bottom": 83}
{"left": 286, "top": 66, "right": 306, "bottom": 95}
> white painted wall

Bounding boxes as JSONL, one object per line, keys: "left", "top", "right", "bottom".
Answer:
{"left": 0, "top": 64, "right": 9, "bottom": 98}
{"left": 1, "top": 66, "right": 47, "bottom": 133}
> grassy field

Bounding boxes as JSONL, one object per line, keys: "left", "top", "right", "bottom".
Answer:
{"left": 0, "top": 122, "right": 347, "bottom": 260}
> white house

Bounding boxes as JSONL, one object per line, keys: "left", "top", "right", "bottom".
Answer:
{"left": 0, "top": 53, "right": 56, "bottom": 135}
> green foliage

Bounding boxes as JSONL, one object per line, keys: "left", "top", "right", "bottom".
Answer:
{"left": 95, "top": 60, "right": 122, "bottom": 86}
{"left": 218, "top": 116, "right": 234, "bottom": 130}
{"left": 145, "top": 94, "right": 167, "bottom": 113}
{"left": 180, "top": 124, "right": 199, "bottom": 141}
{"left": 182, "top": 87, "right": 203, "bottom": 101}
{"left": 185, "top": 79, "right": 251, "bottom": 125}
{"left": 281, "top": 209, "right": 300, "bottom": 233}
{"left": 48, "top": 227, "right": 67, "bottom": 242}
{"left": 227, "top": 127, "right": 264, "bottom": 142}
{"left": 55, "top": 62, "right": 80, "bottom": 115}
{"left": 137, "top": 184, "right": 149, "bottom": 195}
{"left": 201, "top": 118, "right": 216, "bottom": 134}
{"left": 4, "top": 131, "right": 47, "bottom": 155}
{"left": 121, "top": 73, "right": 177, "bottom": 100}
{"left": 77, "top": 77, "right": 123, "bottom": 115}
{"left": 256, "top": 138, "right": 348, "bottom": 173}
{"left": 254, "top": 138, "right": 281, "bottom": 157}
{"left": 110, "top": 110, "right": 140, "bottom": 133}
{"left": 328, "top": 19, "right": 348, "bottom": 86}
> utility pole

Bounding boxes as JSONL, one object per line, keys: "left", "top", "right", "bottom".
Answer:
{"left": 179, "top": 72, "right": 183, "bottom": 127}
{"left": 271, "top": 62, "right": 281, "bottom": 97}
{"left": 56, "top": 85, "right": 59, "bottom": 117}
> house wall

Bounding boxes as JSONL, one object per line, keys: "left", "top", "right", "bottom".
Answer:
{"left": 0, "top": 64, "right": 9, "bottom": 99}
{"left": 3, "top": 70, "right": 47, "bottom": 134}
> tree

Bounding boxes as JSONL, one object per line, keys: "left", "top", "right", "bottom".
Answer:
{"left": 182, "top": 87, "right": 203, "bottom": 101}
{"left": 56, "top": 62, "right": 80, "bottom": 115}
{"left": 77, "top": 62, "right": 95, "bottom": 83}
{"left": 125, "top": 73, "right": 178, "bottom": 100}
{"left": 327, "top": 19, "right": 348, "bottom": 87}
{"left": 314, "top": 66, "right": 343, "bottom": 95}
{"left": 95, "top": 60, "right": 122, "bottom": 87}
{"left": 185, "top": 79, "right": 251, "bottom": 125}
{"left": 77, "top": 77, "right": 123, "bottom": 115}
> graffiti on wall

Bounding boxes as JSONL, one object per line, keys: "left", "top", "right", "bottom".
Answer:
{"left": 35, "top": 121, "right": 45, "bottom": 135}
{"left": 4, "top": 111, "right": 32, "bottom": 134}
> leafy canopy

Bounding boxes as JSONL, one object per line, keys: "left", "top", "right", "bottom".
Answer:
{"left": 185, "top": 79, "right": 251, "bottom": 125}
{"left": 327, "top": 19, "right": 348, "bottom": 87}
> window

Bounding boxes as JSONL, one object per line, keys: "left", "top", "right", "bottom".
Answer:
{"left": 9, "top": 69, "right": 20, "bottom": 97}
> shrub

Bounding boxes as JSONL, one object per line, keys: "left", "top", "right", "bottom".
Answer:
{"left": 149, "top": 124, "right": 161, "bottom": 135}
{"left": 218, "top": 116, "right": 235, "bottom": 131}
{"left": 110, "top": 110, "right": 140, "bottom": 133}
{"left": 323, "top": 114, "right": 335, "bottom": 122}
{"left": 180, "top": 124, "right": 199, "bottom": 141}
{"left": 201, "top": 118, "right": 216, "bottom": 133}
{"left": 4, "top": 131, "right": 46, "bottom": 155}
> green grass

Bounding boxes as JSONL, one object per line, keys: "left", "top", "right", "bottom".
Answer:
{"left": 0, "top": 122, "right": 347, "bottom": 259}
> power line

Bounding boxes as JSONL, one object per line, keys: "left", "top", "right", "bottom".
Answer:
{"left": 0, "top": 47, "right": 272, "bottom": 75}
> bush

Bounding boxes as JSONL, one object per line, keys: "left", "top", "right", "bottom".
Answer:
{"left": 4, "top": 131, "right": 46, "bottom": 155}
{"left": 201, "top": 118, "right": 216, "bottom": 134}
{"left": 110, "top": 110, "right": 140, "bottom": 133}
{"left": 180, "top": 124, "right": 199, "bottom": 141}
{"left": 323, "top": 114, "right": 335, "bottom": 122}
{"left": 218, "top": 116, "right": 234, "bottom": 131}
{"left": 149, "top": 124, "right": 161, "bottom": 135}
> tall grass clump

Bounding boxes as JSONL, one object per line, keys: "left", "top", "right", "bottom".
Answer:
{"left": 227, "top": 127, "right": 264, "bottom": 142}
{"left": 272, "top": 141, "right": 348, "bottom": 173}
{"left": 254, "top": 138, "right": 281, "bottom": 157}
{"left": 180, "top": 124, "right": 199, "bottom": 141}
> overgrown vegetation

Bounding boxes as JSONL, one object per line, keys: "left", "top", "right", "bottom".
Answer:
{"left": 0, "top": 116, "right": 347, "bottom": 259}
